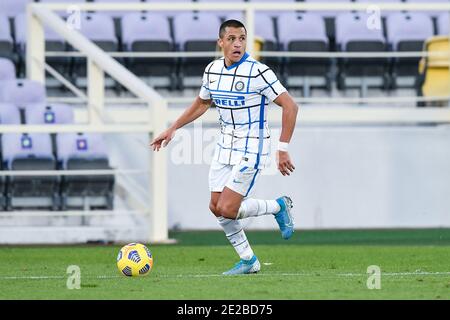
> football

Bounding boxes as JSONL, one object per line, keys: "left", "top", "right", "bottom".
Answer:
{"left": 117, "top": 243, "right": 154, "bottom": 277}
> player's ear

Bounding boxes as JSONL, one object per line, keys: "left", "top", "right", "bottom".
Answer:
{"left": 217, "top": 38, "right": 223, "bottom": 49}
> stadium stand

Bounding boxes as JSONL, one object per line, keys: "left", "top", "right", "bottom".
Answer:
{"left": 14, "top": 13, "right": 68, "bottom": 77}
{"left": 1, "top": 133, "right": 59, "bottom": 211}
{"left": 121, "top": 12, "right": 176, "bottom": 88}
{"left": 173, "top": 12, "right": 221, "bottom": 89}
{"left": 0, "top": 79, "right": 47, "bottom": 108}
{"left": 386, "top": 12, "right": 435, "bottom": 89}
{"left": 0, "top": 14, "right": 15, "bottom": 62}
{"left": 69, "top": 12, "right": 119, "bottom": 86}
{"left": 56, "top": 133, "right": 114, "bottom": 210}
{"left": 418, "top": 36, "right": 449, "bottom": 105}
{"left": 335, "top": 12, "right": 389, "bottom": 93}
{"left": 0, "top": 58, "right": 16, "bottom": 81}
{"left": 277, "top": 12, "right": 331, "bottom": 94}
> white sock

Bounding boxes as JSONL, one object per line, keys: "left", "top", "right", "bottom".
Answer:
{"left": 236, "top": 199, "right": 281, "bottom": 219}
{"left": 217, "top": 216, "right": 254, "bottom": 261}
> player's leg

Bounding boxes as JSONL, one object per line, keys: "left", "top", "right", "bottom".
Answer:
{"left": 209, "top": 162, "right": 259, "bottom": 274}
{"left": 215, "top": 187, "right": 260, "bottom": 275}
{"left": 224, "top": 164, "right": 295, "bottom": 240}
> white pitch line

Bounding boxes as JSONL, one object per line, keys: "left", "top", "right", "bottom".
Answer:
{"left": 0, "top": 271, "right": 449, "bottom": 280}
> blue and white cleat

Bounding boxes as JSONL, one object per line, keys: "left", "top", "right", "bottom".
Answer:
{"left": 222, "top": 255, "right": 261, "bottom": 275}
{"left": 274, "top": 196, "right": 294, "bottom": 240}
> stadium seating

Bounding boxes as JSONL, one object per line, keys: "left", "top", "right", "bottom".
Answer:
{"left": 386, "top": 12, "right": 434, "bottom": 88}
{"left": 68, "top": 13, "right": 119, "bottom": 86}
{"left": 278, "top": 12, "right": 331, "bottom": 94}
{"left": 0, "top": 79, "right": 47, "bottom": 108}
{"left": 0, "top": 0, "right": 32, "bottom": 18}
{"left": 417, "top": 36, "right": 449, "bottom": 106}
{"left": 14, "top": 13, "right": 69, "bottom": 77}
{"left": 24, "top": 103, "right": 75, "bottom": 125}
{"left": 173, "top": 12, "right": 221, "bottom": 88}
{"left": 0, "top": 58, "right": 16, "bottom": 82}
{"left": 0, "top": 103, "right": 22, "bottom": 210}
{"left": 0, "top": 104, "right": 21, "bottom": 125}
{"left": 121, "top": 12, "right": 176, "bottom": 88}
{"left": 437, "top": 13, "right": 449, "bottom": 36}
{"left": 1, "top": 133, "right": 60, "bottom": 210}
{"left": 56, "top": 133, "right": 114, "bottom": 210}
{"left": 0, "top": 14, "right": 15, "bottom": 62}
{"left": 335, "top": 12, "right": 389, "bottom": 93}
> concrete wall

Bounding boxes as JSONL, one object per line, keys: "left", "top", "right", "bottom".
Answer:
{"left": 167, "top": 124, "right": 450, "bottom": 230}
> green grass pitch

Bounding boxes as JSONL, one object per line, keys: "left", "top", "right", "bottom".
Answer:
{"left": 0, "top": 229, "right": 449, "bottom": 300}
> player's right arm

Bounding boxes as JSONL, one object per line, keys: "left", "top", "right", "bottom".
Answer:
{"left": 150, "top": 96, "right": 212, "bottom": 151}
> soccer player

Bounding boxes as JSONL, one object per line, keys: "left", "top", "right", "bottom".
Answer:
{"left": 151, "top": 19, "right": 299, "bottom": 275}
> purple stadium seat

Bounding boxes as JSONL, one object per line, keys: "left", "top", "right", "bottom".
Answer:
{"left": 0, "top": 80, "right": 46, "bottom": 107}
{"left": 437, "top": 13, "right": 449, "bottom": 36}
{"left": 71, "top": 13, "right": 118, "bottom": 79}
{"left": 2, "top": 133, "right": 54, "bottom": 168}
{"left": 56, "top": 133, "right": 109, "bottom": 167}
{"left": 1, "top": 133, "right": 59, "bottom": 210}
{"left": 0, "top": 58, "right": 16, "bottom": 82}
{"left": 174, "top": 12, "right": 221, "bottom": 48}
{"left": 56, "top": 133, "right": 114, "bottom": 210}
{"left": 335, "top": 12, "right": 385, "bottom": 48}
{"left": 121, "top": 12, "right": 175, "bottom": 83}
{"left": 14, "top": 13, "right": 68, "bottom": 77}
{"left": 386, "top": 12, "right": 434, "bottom": 50}
{"left": 0, "top": 103, "right": 21, "bottom": 125}
{"left": 173, "top": 12, "right": 221, "bottom": 86}
{"left": 24, "top": 103, "right": 75, "bottom": 124}
{"left": 335, "top": 12, "right": 388, "bottom": 90}
{"left": 0, "top": 14, "right": 14, "bottom": 61}
{"left": 0, "top": 0, "right": 32, "bottom": 18}
{"left": 278, "top": 12, "right": 328, "bottom": 46}
{"left": 121, "top": 12, "right": 171, "bottom": 49}
{"left": 76, "top": 13, "right": 117, "bottom": 45}
{"left": 387, "top": 12, "right": 434, "bottom": 82}
{"left": 277, "top": 12, "right": 331, "bottom": 90}
{"left": 14, "top": 13, "right": 65, "bottom": 50}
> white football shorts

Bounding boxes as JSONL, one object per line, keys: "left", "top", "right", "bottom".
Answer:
{"left": 208, "top": 159, "right": 261, "bottom": 197}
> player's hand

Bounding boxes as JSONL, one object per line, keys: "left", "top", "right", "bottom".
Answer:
{"left": 276, "top": 151, "right": 295, "bottom": 176}
{"left": 150, "top": 128, "right": 176, "bottom": 151}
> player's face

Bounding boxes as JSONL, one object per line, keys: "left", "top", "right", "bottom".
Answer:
{"left": 218, "top": 27, "right": 247, "bottom": 65}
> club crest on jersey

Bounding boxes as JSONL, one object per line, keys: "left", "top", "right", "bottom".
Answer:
{"left": 235, "top": 81, "right": 245, "bottom": 91}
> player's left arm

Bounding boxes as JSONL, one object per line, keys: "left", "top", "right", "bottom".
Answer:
{"left": 273, "top": 91, "right": 299, "bottom": 176}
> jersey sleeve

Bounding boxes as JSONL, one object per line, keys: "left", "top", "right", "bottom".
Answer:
{"left": 253, "top": 65, "right": 287, "bottom": 102}
{"left": 198, "top": 63, "right": 213, "bottom": 100}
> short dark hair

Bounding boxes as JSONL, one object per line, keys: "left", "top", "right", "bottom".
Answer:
{"left": 219, "top": 19, "right": 247, "bottom": 38}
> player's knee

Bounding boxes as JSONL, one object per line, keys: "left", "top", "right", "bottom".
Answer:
{"left": 209, "top": 202, "right": 220, "bottom": 217}
{"left": 216, "top": 203, "right": 237, "bottom": 219}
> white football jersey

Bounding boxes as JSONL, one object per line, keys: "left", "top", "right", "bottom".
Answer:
{"left": 199, "top": 52, "right": 286, "bottom": 169}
